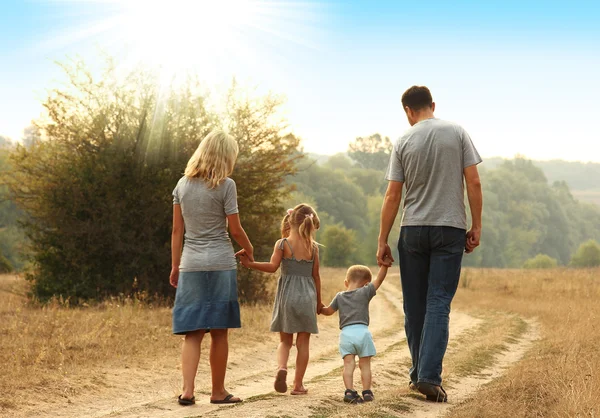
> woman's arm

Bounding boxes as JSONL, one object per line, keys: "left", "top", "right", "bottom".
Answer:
{"left": 170, "top": 204, "right": 184, "bottom": 288}
{"left": 312, "top": 246, "right": 322, "bottom": 314}
{"left": 240, "top": 241, "right": 283, "bottom": 273}
{"left": 227, "top": 213, "right": 254, "bottom": 262}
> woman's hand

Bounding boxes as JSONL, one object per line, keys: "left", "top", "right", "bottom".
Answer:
{"left": 238, "top": 254, "right": 252, "bottom": 268}
{"left": 169, "top": 267, "right": 179, "bottom": 288}
{"left": 235, "top": 247, "right": 255, "bottom": 262}
{"left": 317, "top": 301, "right": 324, "bottom": 315}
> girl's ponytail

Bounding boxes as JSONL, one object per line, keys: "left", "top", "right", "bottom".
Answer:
{"left": 284, "top": 204, "right": 320, "bottom": 254}
{"left": 281, "top": 212, "right": 291, "bottom": 238}
{"left": 298, "top": 214, "right": 316, "bottom": 253}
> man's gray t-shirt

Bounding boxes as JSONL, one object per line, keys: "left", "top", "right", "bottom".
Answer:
{"left": 386, "top": 118, "right": 482, "bottom": 230}
{"left": 172, "top": 176, "right": 239, "bottom": 271}
{"left": 330, "top": 283, "right": 376, "bottom": 329}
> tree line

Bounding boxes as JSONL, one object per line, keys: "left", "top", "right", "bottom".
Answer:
{"left": 1, "top": 58, "right": 598, "bottom": 305}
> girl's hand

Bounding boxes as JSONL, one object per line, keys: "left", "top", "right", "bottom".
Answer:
{"left": 239, "top": 254, "right": 251, "bottom": 268}
{"left": 317, "top": 302, "right": 324, "bottom": 315}
{"left": 169, "top": 267, "right": 179, "bottom": 288}
{"left": 235, "top": 248, "right": 255, "bottom": 262}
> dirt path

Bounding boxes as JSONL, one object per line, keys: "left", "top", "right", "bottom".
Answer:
{"left": 15, "top": 275, "right": 539, "bottom": 418}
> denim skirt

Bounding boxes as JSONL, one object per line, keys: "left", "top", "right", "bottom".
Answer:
{"left": 172, "top": 269, "right": 241, "bottom": 335}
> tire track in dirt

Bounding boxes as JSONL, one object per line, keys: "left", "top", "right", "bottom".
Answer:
{"left": 405, "top": 318, "right": 540, "bottom": 418}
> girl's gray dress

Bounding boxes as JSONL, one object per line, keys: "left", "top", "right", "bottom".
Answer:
{"left": 270, "top": 239, "right": 319, "bottom": 334}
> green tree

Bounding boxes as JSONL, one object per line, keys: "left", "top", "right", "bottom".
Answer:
{"left": 320, "top": 224, "right": 358, "bottom": 267}
{"left": 570, "top": 240, "right": 600, "bottom": 268}
{"left": 0, "top": 253, "right": 12, "bottom": 273}
{"left": 7, "top": 58, "right": 300, "bottom": 303}
{"left": 348, "top": 133, "right": 392, "bottom": 170}
{"left": 523, "top": 254, "right": 558, "bottom": 269}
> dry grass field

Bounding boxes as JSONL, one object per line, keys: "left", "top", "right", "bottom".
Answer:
{"left": 0, "top": 267, "right": 599, "bottom": 417}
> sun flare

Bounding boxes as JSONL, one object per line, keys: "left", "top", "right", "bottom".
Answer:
{"left": 42, "top": 0, "right": 323, "bottom": 85}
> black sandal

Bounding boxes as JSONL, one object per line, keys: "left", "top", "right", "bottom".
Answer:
{"left": 362, "top": 390, "right": 374, "bottom": 402}
{"left": 178, "top": 395, "right": 195, "bottom": 406}
{"left": 210, "top": 394, "right": 242, "bottom": 404}
{"left": 344, "top": 389, "right": 364, "bottom": 404}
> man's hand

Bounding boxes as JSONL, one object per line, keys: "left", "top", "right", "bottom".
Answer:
{"left": 465, "top": 228, "right": 481, "bottom": 253}
{"left": 169, "top": 267, "right": 179, "bottom": 288}
{"left": 377, "top": 242, "right": 394, "bottom": 266}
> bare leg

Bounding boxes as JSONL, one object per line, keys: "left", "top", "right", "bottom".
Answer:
{"left": 292, "top": 332, "right": 311, "bottom": 392}
{"left": 343, "top": 355, "right": 356, "bottom": 390}
{"left": 208, "top": 329, "right": 240, "bottom": 402}
{"left": 277, "top": 332, "right": 294, "bottom": 370}
{"left": 181, "top": 330, "right": 205, "bottom": 399}
{"left": 358, "top": 356, "right": 372, "bottom": 390}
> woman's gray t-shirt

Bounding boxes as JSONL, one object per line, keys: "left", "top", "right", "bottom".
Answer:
{"left": 172, "top": 176, "right": 239, "bottom": 272}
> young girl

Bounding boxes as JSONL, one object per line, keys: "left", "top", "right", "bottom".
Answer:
{"left": 238, "top": 204, "right": 322, "bottom": 395}
{"left": 170, "top": 129, "right": 253, "bottom": 406}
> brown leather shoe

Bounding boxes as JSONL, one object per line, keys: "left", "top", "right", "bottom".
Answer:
{"left": 417, "top": 382, "right": 448, "bottom": 402}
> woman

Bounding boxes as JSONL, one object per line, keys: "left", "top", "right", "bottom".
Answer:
{"left": 170, "top": 129, "right": 253, "bottom": 406}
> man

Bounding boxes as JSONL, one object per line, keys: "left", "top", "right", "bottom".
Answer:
{"left": 377, "top": 86, "right": 483, "bottom": 402}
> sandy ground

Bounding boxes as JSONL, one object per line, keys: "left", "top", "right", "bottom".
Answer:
{"left": 9, "top": 274, "right": 538, "bottom": 418}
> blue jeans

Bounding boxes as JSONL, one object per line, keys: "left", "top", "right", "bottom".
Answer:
{"left": 398, "top": 226, "right": 466, "bottom": 386}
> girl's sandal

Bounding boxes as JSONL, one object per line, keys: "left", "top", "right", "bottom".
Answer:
{"left": 343, "top": 389, "right": 364, "bottom": 404}
{"left": 362, "top": 390, "right": 374, "bottom": 402}
{"left": 290, "top": 387, "right": 308, "bottom": 395}
{"left": 274, "top": 368, "right": 288, "bottom": 393}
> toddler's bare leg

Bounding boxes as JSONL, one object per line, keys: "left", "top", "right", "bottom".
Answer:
{"left": 293, "top": 332, "right": 311, "bottom": 392}
{"left": 358, "top": 356, "right": 372, "bottom": 390}
{"left": 343, "top": 354, "right": 356, "bottom": 390}
{"left": 181, "top": 329, "right": 206, "bottom": 399}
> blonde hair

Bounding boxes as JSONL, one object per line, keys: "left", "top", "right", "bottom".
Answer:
{"left": 346, "top": 265, "right": 372, "bottom": 284}
{"left": 282, "top": 203, "right": 320, "bottom": 254}
{"left": 184, "top": 129, "right": 239, "bottom": 188}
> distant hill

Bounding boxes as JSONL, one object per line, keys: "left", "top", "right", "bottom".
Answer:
{"left": 482, "top": 157, "right": 600, "bottom": 191}
{"left": 309, "top": 153, "right": 600, "bottom": 206}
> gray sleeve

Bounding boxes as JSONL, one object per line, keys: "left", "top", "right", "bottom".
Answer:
{"left": 366, "top": 282, "right": 376, "bottom": 300}
{"left": 223, "top": 179, "right": 239, "bottom": 215}
{"left": 385, "top": 141, "right": 405, "bottom": 182}
{"left": 172, "top": 184, "right": 180, "bottom": 205}
{"left": 460, "top": 128, "right": 483, "bottom": 168}
{"left": 329, "top": 294, "right": 339, "bottom": 312}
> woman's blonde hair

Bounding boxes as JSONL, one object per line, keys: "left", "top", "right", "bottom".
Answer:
{"left": 281, "top": 203, "right": 320, "bottom": 255}
{"left": 184, "top": 129, "right": 239, "bottom": 188}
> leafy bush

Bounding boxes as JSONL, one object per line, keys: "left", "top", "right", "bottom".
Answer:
{"left": 570, "top": 240, "right": 600, "bottom": 268}
{"left": 320, "top": 224, "right": 358, "bottom": 267}
{"left": 6, "top": 58, "right": 300, "bottom": 303}
{"left": 523, "top": 254, "right": 558, "bottom": 269}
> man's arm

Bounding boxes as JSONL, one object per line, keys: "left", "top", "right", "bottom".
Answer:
{"left": 377, "top": 181, "right": 403, "bottom": 265}
{"left": 464, "top": 165, "right": 483, "bottom": 253}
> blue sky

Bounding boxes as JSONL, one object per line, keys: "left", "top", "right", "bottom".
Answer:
{"left": 1, "top": 0, "right": 599, "bottom": 162}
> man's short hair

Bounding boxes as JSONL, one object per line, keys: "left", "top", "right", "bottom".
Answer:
{"left": 401, "top": 86, "right": 433, "bottom": 111}
{"left": 346, "top": 265, "right": 372, "bottom": 283}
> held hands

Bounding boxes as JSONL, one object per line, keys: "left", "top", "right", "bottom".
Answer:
{"left": 317, "top": 302, "right": 325, "bottom": 315}
{"left": 235, "top": 248, "right": 254, "bottom": 263}
{"left": 376, "top": 241, "right": 394, "bottom": 267}
{"left": 237, "top": 253, "right": 252, "bottom": 268}
{"left": 465, "top": 227, "right": 481, "bottom": 253}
